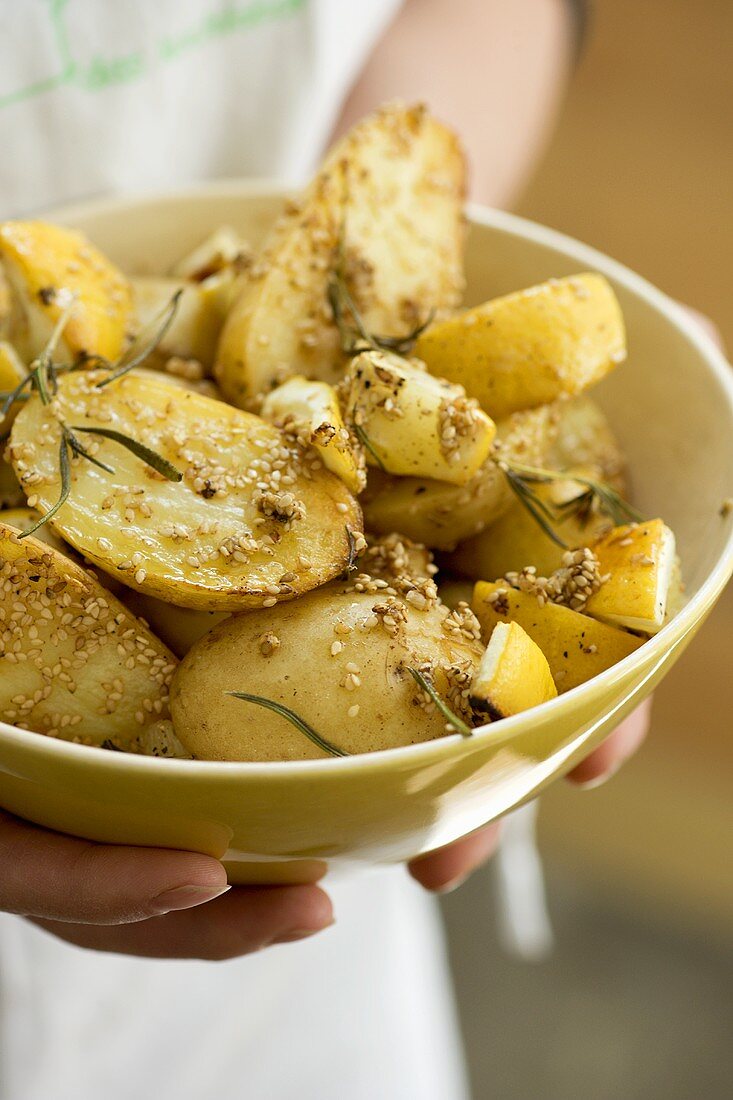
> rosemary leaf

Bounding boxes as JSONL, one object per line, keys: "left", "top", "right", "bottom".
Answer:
{"left": 19, "top": 436, "right": 71, "bottom": 538}
{"left": 69, "top": 426, "right": 182, "bottom": 482}
{"left": 501, "top": 464, "right": 569, "bottom": 549}
{"left": 96, "top": 290, "right": 182, "bottom": 389}
{"left": 227, "top": 692, "right": 349, "bottom": 758}
{"left": 65, "top": 428, "right": 116, "bottom": 474}
{"left": 1, "top": 375, "right": 34, "bottom": 421}
{"left": 353, "top": 423, "right": 386, "bottom": 471}
{"left": 407, "top": 667, "right": 474, "bottom": 737}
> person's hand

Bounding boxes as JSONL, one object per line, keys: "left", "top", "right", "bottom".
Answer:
{"left": 0, "top": 810, "right": 333, "bottom": 959}
{"left": 408, "top": 700, "right": 652, "bottom": 892}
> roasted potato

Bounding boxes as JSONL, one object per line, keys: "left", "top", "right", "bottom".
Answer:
{"left": 586, "top": 519, "right": 676, "bottom": 634}
{"left": 340, "top": 350, "right": 495, "bottom": 485}
{"left": 0, "top": 342, "right": 28, "bottom": 504}
{"left": 414, "top": 274, "right": 626, "bottom": 419}
{"left": 0, "top": 521, "right": 176, "bottom": 747}
{"left": 470, "top": 620, "right": 557, "bottom": 720}
{"left": 362, "top": 403, "right": 560, "bottom": 549}
{"left": 261, "top": 375, "right": 365, "bottom": 494}
{"left": 123, "top": 590, "right": 228, "bottom": 658}
{"left": 171, "top": 583, "right": 484, "bottom": 761}
{"left": 545, "top": 395, "right": 626, "bottom": 490}
{"left": 171, "top": 226, "right": 253, "bottom": 282}
{"left": 215, "top": 102, "right": 466, "bottom": 406}
{"left": 0, "top": 221, "right": 132, "bottom": 362}
{"left": 9, "top": 369, "right": 362, "bottom": 610}
{"left": 473, "top": 581, "right": 643, "bottom": 692}
{"left": 131, "top": 273, "right": 237, "bottom": 371}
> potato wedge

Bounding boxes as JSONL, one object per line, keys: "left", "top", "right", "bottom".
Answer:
{"left": 414, "top": 274, "right": 626, "bottom": 419}
{"left": 0, "top": 221, "right": 132, "bottom": 362}
{"left": 0, "top": 521, "right": 176, "bottom": 747}
{"left": 261, "top": 375, "right": 365, "bottom": 494}
{"left": 131, "top": 273, "right": 237, "bottom": 370}
{"left": 362, "top": 403, "right": 560, "bottom": 549}
{"left": 171, "top": 584, "right": 483, "bottom": 761}
{"left": 473, "top": 580, "right": 643, "bottom": 692}
{"left": 341, "top": 350, "right": 495, "bottom": 485}
{"left": 9, "top": 370, "right": 362, "bottom": 610}
{"left": 470, "top": 621, "right": 557, "bottom": 720}
{"left": 215, "top": 102, "right": 466, "bottom": 406}
{"left": 585, "top": 519, "right": 676, "bottom": 634}
{"left": 545, "top": 395, "right": 626, "bottom": 491}
{"left": 171, "top": 226, "right": 253, "bottom": 281}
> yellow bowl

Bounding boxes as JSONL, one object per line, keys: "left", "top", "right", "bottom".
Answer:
{"left": 1, "top": 185, "right": 732, "bottom": 885}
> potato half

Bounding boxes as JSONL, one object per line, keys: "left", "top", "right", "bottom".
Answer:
{"left": 0, "top": 521, "right": 176, "bottom": 748}
{"left": 0, "top": 221, "right": 132, "bottom": 362}
{"left": 341, "top": 350, "right": 495, "bottom": 485}
{"left": 9, "top": 370, "right": 362, "bottom": 610}
{"left": 215, "top": 102, "right": 466, "bottom": 406}
{"left": 414, "top": 274, "right": 626, "bottom": 419}
{"left": 362, "top": 403, "right": 560, "bottom": 549}
{"left": 171, "top": 585, "right": 484, "bottom": 761}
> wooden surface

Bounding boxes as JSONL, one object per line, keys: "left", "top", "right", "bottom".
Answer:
{"left": 516, "top": 0, "right": 733, "bottom": 931}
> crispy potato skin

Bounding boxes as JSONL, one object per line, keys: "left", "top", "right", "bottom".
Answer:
{"left": 414, "top": 274, "right": 626, "bottom": 420}
{"left": 341, "top": 351, "right": 495, "bottom": 485}
{"left": 215, "top": 103, "right": 466, "bottom": 407}
{"left": 0, "top": 521, "right": 176, "bottom": 747}
{"left": 171, "top": 586, "right": 483, "bottom": 761}
{"left": 472, "top": 581, "right": 642, "bottom": 693}
{"left": 363, "top": 404, "right": 560, "bottom": 549}
{"left": 9, "top": 370, "right": 362, "bottom": 610}
{"left": 0, "top": 221, "right": 132, "bottom": 361}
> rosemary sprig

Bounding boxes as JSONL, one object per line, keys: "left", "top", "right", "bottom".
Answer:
{"left": 69, "top": 426, "right": 182, "bottom": 482}
{"left": 20, "top": 436, "right": 72, "bottom": 538}
{"left": 227, "top": 692, "right": 349, "bottom": 758}
{"left": 498, "top": 459, "right": 642, "bottom": 549}
{"left": 96, "top": 290, "right": 182, "bottom": 389}
{"left": 407, "top": 667, "right": 474, "bottom": 737}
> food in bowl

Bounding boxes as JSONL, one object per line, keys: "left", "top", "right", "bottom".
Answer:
{"left": 0, "top": 103, "right": 681, "bottom": 763}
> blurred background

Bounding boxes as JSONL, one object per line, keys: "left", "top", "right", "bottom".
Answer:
{"left": 441, "top": 3, "right": 733, "bottom": 1097}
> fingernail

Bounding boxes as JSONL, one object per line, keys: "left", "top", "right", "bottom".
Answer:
{"left": 152, "top": 884, "right": 231, "bottom": 914}
{"left": 272, "top": 919, "right": 335, "bottom": 945}
{"left": 574, "top": 763, "right": 622, "bottom": 790}
{"left": 434, "top": 873, "right": 470, "bottom": 895}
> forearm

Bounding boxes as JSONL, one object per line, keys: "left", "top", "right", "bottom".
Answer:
{"left": 333, "top": 0, "right": 575, "bottom": 209}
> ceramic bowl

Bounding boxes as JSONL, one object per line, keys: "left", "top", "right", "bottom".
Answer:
{"left": 1, "top": 185, "right": 731, "bottom": 885}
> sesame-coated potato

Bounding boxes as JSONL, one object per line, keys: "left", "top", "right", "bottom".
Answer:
{"left": 340, "top": 350, "right": 496, "bottom": 485}
{"left": 0, "top": 521, "right": 176, "bottom": 748}
{"left": 170, "top": 583, "right": 484, "bottom": 761}
{"left": 214, "top": 102, "right": 466, "bottom": 407}
{"left": 362, "top": 403, "right": 560, "bottom": 549}
{"left": 9, "top": 370, "right": 362, "bottom": 610}
{"left": 414, "top": 274, "right": 626, "bottom": 420}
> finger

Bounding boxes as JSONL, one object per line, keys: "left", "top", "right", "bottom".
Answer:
{"left": 0, "top": 810, "right": 231, "bottom": 924}
{"left": 566, "top": 698, "right": 652, "bottom": 788}
{"left": 408, "top": 822, "right": 502, "bottom": 893}
{"left": 31, "top": 884, "right": 334, "bottom": 960}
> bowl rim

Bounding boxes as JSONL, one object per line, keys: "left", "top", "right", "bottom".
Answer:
{"left": 1, "top": 183, "right": 732, "bottom": 779}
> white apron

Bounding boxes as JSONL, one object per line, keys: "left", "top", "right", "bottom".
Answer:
{"left": 0, "top": 3, "right": 470, "bottom": 1097}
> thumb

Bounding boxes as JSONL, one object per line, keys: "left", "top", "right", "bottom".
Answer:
{"left": 0, "top": 810, "right": 229, "bottom": 925}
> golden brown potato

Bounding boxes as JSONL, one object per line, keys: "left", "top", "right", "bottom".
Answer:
{"left": 0, "top": 221, "right": 132, "bottom": 362}
{"left": 472, "top": 581, "right": 643, "bottom": 692}
{"left": 171, "top": 583, "right": 484, "bottom": 761}
{"left": 340, "top": 350, "right": 495, "bottom": 485}
{"left": 9, "top": 369, "right": 362, "bottom": 610}
{"left": 215, "top": 102, "right": 466, "bottom": 406}
{"left": 261, "top": 375, "right": 365, "bottom": 494}
{"left": 545, "top": 395, "right": 626, "bottom": 490}
{"left": 362, "top": 404, "right": 560, "bottom": 549}
{"left": 0, "top": 521, "right": 176, "bottom": 747}
{"left": 131, "top": 273, "right": 237, "bottom": 371}
{"left": 414, "top": 274, "right": 626, "bottom": 420}
{"left": 171, "top": 226, "right": 253, "bottom": 282}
